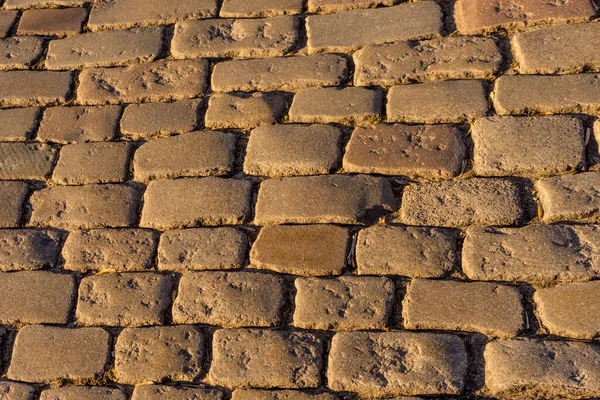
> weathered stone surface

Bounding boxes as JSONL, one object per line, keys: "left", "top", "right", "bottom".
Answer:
{"left": 132, "top": 385, "right": 222, "bottom": 400}
{"left": 289, "top": 87, "right": 382, "bottom": 125}
{"left": 4, "top": 0, "right": 86, "bottom": 8}
{"left": 212, "top": 55, "right": 348, "bottom": 92}
{"left": 0, "top": 181, "right": 27, "bottom": 228}
{"left": 40, "top": 387, "right": 126, "bottom": 400}
{"left": 158, "top": 228, "right": 247, "bottom": 271}
{"left": 307, "top": 2, "right": 442, "bottom": 53}
{"left": 62, "top": 229, "right": 157, "bottom": 272}
{"left": 232, "top": 390, "right": 336, "bottom": 400}
{"left": 354, "top": 36, "right": 502, "bottom": 86}
{"left": 0, "top": 11, "right": 17, "bottom": 37}
{"left": 77, "top": 273, "right": 172, "bottom": 327}
{"left": 53, "top": 142, "right": 131, "bottom": 184}
{"left": 0, "top": 107, "right": 39, "bottom": 142}
{"left": 356, "top": 225, "right": 457, "bottom": 278}
{"left": 387, "top": 80, "right": 488, "bottom": 124}
{"left": 0, "top": 71, "right": 72, "bottom": 107}
{"left": 0, "top": 382, "right": 35, "bottom": 400}
{"left": 343, "top": 124, "right": 465, "bottom": 178}
{"left": 221, "top": 0, "right": 303, "bottom": 17}
{"left": 255, "top": 175, "right": 395, "bottom": 225}
{"left": 208, "top": 329, "right": 323, "bottom": 388}
{"left": 537, "top": 172, "right": 600, "bottom": 223}
{"left": 115, "top": 326, "right": 204, "bottom": 384}
{"left": 472, "top": 116, "right": 585, "bottom": 177}
{"left": 172, "top": 16, "right": 298, "bottom": 59}
{"left": 18, "top": 8, "right": 86, "bottom": 36}
{"left": 0, "top": 143, "right": 56, "bottom": 180}
{"left": 0, "top": 37, "right": 44, "bottom": 69}
{"left": 245, "top": 124, "right": 342, "bottom": 177}
{"left": 0, "top": 229, "right": 61, "bottom": 271}
{"left": 37, "top": 105, "right": 121, "bottom": 143}
{"left": 7, "top": 325, "right": 110, "bottom": 383}
{"left": 398, "top": 178, "right": 523, "bottom": 228}
{"left": 250, "top": 225, "right": 349, "bottom": 276}
{"left": 308, "top": 0, "right": 395, "bottom": 13}
{"left": 328, "top": 332, "right": 467, "bottom": 397}
{"left": 141, "top": 178, "right": 252, "bottom": 229}
{"left": 205, "top": 92, "right": 287, "bottom": 130}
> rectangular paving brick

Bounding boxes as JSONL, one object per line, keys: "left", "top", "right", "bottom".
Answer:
{"left": 308, "top": 0, "right": 395, "bottom": 13}
{"left": 0, "top": 107, "right": 39, "bottom": 142}
{"left": 0, "top": 11, "right": 18, "bottom": 37}
{"left": 0, "top": 382, "right": 35, "bottom": 400}
{"left": 306, "top": 2, "right": 442, "bottom": 53}
{"left": 221, "top": 0, "right": 303, "bottom": 17}
{"left": 328, "top": 332, "right": 467, "bottom": 397}
{"left": 141, "top": 177, "right": 252, "bottom": 229}
{"left": 0, "top": 143, "right": 57, "bottom": 180}
{"left": 537, "top": 171, "right": 600, "bottom": 223}
{"left": 208, "top": 329, "right": 323, "bottom": 389}
{"left": 77, "top": 59, "right": 208, "bottom": 105}
{"left": 18, "top": 8, "right": 86, "bottom": 36}
{"left": 0, "top": 181, "right": 28, "bottom": 228}
{"left": 0, "top": 71, "right": 72, "bottom": 107}
{"left": 40, "top": 387, "right": 126, "bottom": 400}
{"left": 7, "top": 325, "right": 110, "bottom": 383}
{"left": 0, "top": 37, "right": 44, "bottom": 69}
{"left": 132, "top": 385, "right": 222, "bottom": 400}
{"left": 0, "top": 229, "right": 61, "bottom": 271}
{"left": 233, "top": 391, "right": 335, "bottom": 400}
{"left": 172, "top": 16, "right": 298, "bottom": 59}
{"left": 205, "top": 92, "right": 287, "bottom": 130}
{"left": 37, "top": 105, "right": 121, "bottom": 143}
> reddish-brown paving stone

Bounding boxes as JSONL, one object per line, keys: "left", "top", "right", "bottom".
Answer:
{"left": 4, "top": 0, "right": 86, "bottom": 8}
{"left": 0, "top": 107, "right": 40, "bottom": 142}
{"left": 40, "top": 387, "right": 127, "bottom": 400}
{"left": 205, "top": 92, "right": 287, "bottom": 130}
{"left": 307, "top": 0, "right": 396, "bottom": 13}
{"left": 37, "top": 105, "right": 121, "bottom": 143}
{"left": 0, "top": 11, "right": 18, "bottom": 37}
{"left": 233, "top": 390, "right": 336, "bottom": 400}
{"left": 220, "top": 0, "right": 303, "bottom": 17}
{"left": 208, "top": 329, "right": 323, "bottom": 389}
{"left": 328, "top": 332, "right": 467, "bottom": 397}
{"left": 0, "top": 37, "right": 44, "bottom": 70}
{"left": 0, "top": 143, "right": 57, "bottom": 180}
{"left": 7, "top": 325, "right": 110, "bottom": 383}
{"left": 537, "top": 172, "right": 600, "bottom": 223}
{"left": 0, "top": 382, "right": 35, "bottom": 400}
{"left": 132, "top": 385, "right": 223, "bottom": 400}
{"left": 115, "top": 326, "right": 204, "bottom": 384}
{"left": 0, "top": 181, "right": 28, "bottom": 228}
{"left": 306, "top": 2, "right": 442, "bottom": 53}
{"left": 0, "top": 71, "right": 72, "bottom": 107}
{"left": 62, "top": 229, "right": 157, "bottom": 272}
{"left": 0, "top": 229, "right": 62, "bottom": 271}
{"left": 18, "top": 8, "right": 86, "bottom": 36}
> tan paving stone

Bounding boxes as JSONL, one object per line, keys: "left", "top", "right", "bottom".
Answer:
{"left": 37, "top": 105, "right": 121, "bottom": 143}
{"left": 0, "top": 107, "right": 39, "bottom": 142}
{"left": 53, "top": 142, "right": 131, "bottom": 184}
{"left": 205, "top": 92, "right": 287, "bottom": 130}
{"left": 18, "top": 8, "right": 86, "bottom": 36}
{"left": 306, "top": 2, "right": 442, "bottom": 53}
{"left": 141, "top": 178, "right": 252, "bottom": 229}
{"left": 132, "top": 385, "right": 222, "bottom": 400}
{"left": 4, "top": 0, "right": 86, "bottom": 8}
{"left": 7, "top": 325, "right": 110, "bottom": 383}
{"left": 0, "top": 11, "right": 18, "bottom": 37}
{"left": 0, "top": 382, "right": 35, "bottom": 400}
{"left": 173, "top": 271, "right": 285, "bottom": 327}
{"left": 308, "top": 0, "right": 395, "bottom": 13}
{"left": 115, "top": 326, "right": 204, "bottom": 384}
{"left": 0, "top": 181, "right": 28, "bottom": 228}
{"left": 328, "top": 332, "right": 467, "bottom": 397}
{"left": 221, "top": 0, "right": 303, "bottom": 17}
{"left": 0, "top": 229, "right": 62, "bottom": 271}
{"left": 0, "top": 143, "right": 56, "bottom": 180}
{"left": 40, "top": 387, "right": 126, "bottom": 400}
{"left": 245, "top": 124, "right": 342, "bottom": 177}
{"left": 537, "top": 172, "right": 600, "bottom": 223}
{"left": 0, "top": 71, "right": 72, "bottom": 107}
{"left": 0, "top": 37, "right": 44, "bottom": 70}
{"left": 208, "top": 329, "right": 323, "bottom": 389}
{"left": 232, "top": 390, "right": 336, "bottom": 400}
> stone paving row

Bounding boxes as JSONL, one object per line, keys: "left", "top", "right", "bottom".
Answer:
{"left": 1, "top": 0, "right": 600, "bottom": 399}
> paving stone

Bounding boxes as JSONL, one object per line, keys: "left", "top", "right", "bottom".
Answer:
{"left": 255, "top": 175, "right": 395, "bottom": 225}
{"left": 289, "top": 87, "right": 382, "bottom": 125}
{"left": 472, "top": 116, "right": 585, "bottom": 177}
{"left": 306, "top": 2, "right": 442, "bottom": 53}
{"left": 250, "top": 225, "right": 349, "bottom": 276}
{"left": 308, "top": 0, "right": 395, "bottom": 13}
{"left": 158, "top": 228, "right": 248, "bottom": 271}
{"left": 77, "top": 273, "right": 172, "bottom": 327}
{"left": 0, "top": 181, "right": 28, "bottom": 228}
{"left": 484, "top": 339, "right": 600, "bottom": 398}
{"left": 212, "top": 55, "right": 348, "bottom": 93}
{"left": 0, "top": 382, "right": 35, "bottom": 400}
{"left": 0, "top": 229, "right": 61, "bottom": 271}
{"left": 493, "top": 74, "right": 600, "bottom": 115}
{"left": 40, "top": 387, "right": 127, "bottom": 400}
{"left": 132, "top": 385, "right": 223, "bottom": 400}
{"left": 0, "top": 71, "right": 72, "bottom": 107}
{"left": 356, "top": 225, "right": 457, "bottom": 278}
{"left": 0, "top": 11, "right": 17, "bottom": 37}
{"left": 141, "top": 178, "right": 252, "bottom": 229}
{"left": 294, "top": 276, "right": 393, "bottom": 330}
{"left": 455, "top": 0, "right": 596, "bottom": 35}
{"left": 115, "top": 326, "right": 204, "bottom": 384}
{"left": 29, "top": 184, "right": 139, "bottom": 229}
{"left": 77, "top": 60, "right": 208, "bottom": 105}
{"left": 208, "top": 329, "right": 323, "bottom": 389}
{"left": 173, "top": 271, "right": 285, "bottom": 327}
{"left": 343, "top": 124, "right": 465, "bottom": 178}
{"left": 0, "top": 37, "right": 44, "bottom": 70}
{"left": 221, "top": 0, "right": 303, "bottom": 17}
{"left": 387, "top": 80, "right": 488, "bottom": 124}
{"left": 244, "top": 124, "right": 342, "bottom": 177}
{"left": 120, "top": 99, "right": 201, "bottom": 140}
{"left": 7, "top": 325, "right": 110, "bottom": 383}
{"left": 172, "top": 16, "right": 298, "bottom": 59}
{"left": 204, "top": 92, "right": 287, "bottom": 130}
{"left": 62, "top": 229, "right": 157, "bottom": 272}
{"left": 328, "top": 332, "right": 467, "bottom": 397}
{"left": 354, "top": 36, "right": 501, "bottom": 87}
{"left": 18, "top": 8, "right": 86, "bottom": 36}
{"left": 232, "top": 390, "right": 336, "bottom": 400}
{"left": 0, "top": 143, "right": 57, "bottom": 180}
{"left": 398, "top": 178, "right": 523, "bottom": 228}
{"left": 133, "top": 131, "right": 236, "bottom": 181}
{"left": 537, "top": 172, "right": 600, "bottom": 223}
{"left": 37, "top": 105, "right": 121, "bottom": 143}
{"left": 0, "top": 107, "right": 39, "bottom": 142}
{"left": 4, "top": 0, "right": 86, "bottom": 7}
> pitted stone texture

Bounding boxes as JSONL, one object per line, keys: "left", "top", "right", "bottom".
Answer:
{"left": 537, "top": 172, "right": 600, "bottom": 223}
{"left": 387, "top": 80, "right": 488, "bottom": 124}
{"left": 306, "top": 2, "right": 442, "bottom": 53}
{"left": 29, "top": 184, "right": 139, "bottom": 229}
{"left": 40, "top": 387, "right": 126, "bottom": 400}
{"left": 255, "top": 175, "right": 395, "bottom": 225}
{"left": 484, "top": 339, "right": 600, "bottom": 399}
{"left": 212, "top": 55, "right": 348, "bottom": 93}
{"left": 0, "top": 71, "right": 72, "bottom": 107}
{"left": 0, "top": 11, "right": 17, "bottom": 37}
{"left": 250, "top": 225, "right": 349, "bottom": 276}
{"left": 0, "top": 229, "right": 61, "bottom": 271}
{"left": 7, "top": 325, "right": 110, "bottom": 384}
{"left": 221, "top": 0, "right": 303, "bottom": 17}
{"left": 398, "top": 178, "right": 523, "bottom": 228}
{"left": 208, "top": 329, "right": 323, "bottom": 389}
{"left": 173, "top": 271, "right": 285, "bottom": 327}
{"left": 356, "top": 225, "right": 457, "bottom": 278}
{"left": 53, "top": 142, "right": 131, "bottom": 184}
{"left": 76, "top": 273, "right": 172, "bottom": 327}
{"left": 343, "top": 124, "right": 465, "bottom": 178}
{"left": 77, "top": 60, "right": 208, "bottom": 105}
{"left": 132, "top": 385, "right": 222, "bottom": 400}
{"left": 172, "top": 16, "right": 298, "bottom": 59}
{"left": 294, "top": 276, "right": 394, "bottom": 330}
{"left": 472, "top": 116, "right": 585, "bottom": 177}
{"left": 328, "top": 332, "right": 467, "bottom": 397}
{"left": 0, "top": 107, "right": 39, "bottom": 141}
{"left": 245, "top": 124, "right": 342, "bottom": 177}
{"left": 0, "top": 181, "right": 28, "bottom": 228}
{"left": 205, "top": 92, "right": 287, "bottom": 130}
{"left": 5, "top": 0, "right": 87, "bottom": 7}
{"left": 0, "top": 143, "right": 57, "bottom": 180}
{"left": 115, "top": 326, "right": 204, "bottom": 384}
{"left": 0, "top": 382, "right": 35, "bottom": 400}
{"left": 141, "top": 178, "right": 252, "bottom": 229}
{"left": 354, "top": 36, "right": 502, "bottom": 87}
{"left": 37, "top": 105, "right": 121, "bottom": 144}
{"left": 0, "top": 37, "right": 44, "bottom": 69}
{"left": 18, "top": 8, "right": 86, "bottom": 36}
{"left": 158, "top": 228, "right": 247, "bottom": 271}
{"left": 62, "top": 229, "right": 157, "bottom": 272}
{"left": 308, "top": 0, "right": 395, "bottom": 13}
{"left": 233, "top": 390, "right": 336, "bottom": 400}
